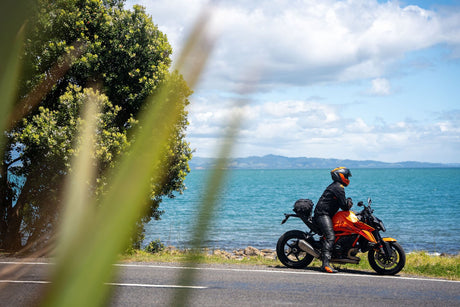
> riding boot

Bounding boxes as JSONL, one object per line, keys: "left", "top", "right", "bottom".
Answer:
{"left": 315, "top": 215, "right": 338, "bottom": 273}
{"left": 321, "top": 253, "right": 338, "bottom": 273}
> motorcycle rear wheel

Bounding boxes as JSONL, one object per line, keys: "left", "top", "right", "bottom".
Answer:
{"left": 276, "top": 230, "right": 314, "bottom": 269}
{"left": 368, "top": 241, "right": 405, "bottom": 275}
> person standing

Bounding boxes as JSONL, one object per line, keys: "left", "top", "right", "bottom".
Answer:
{"left": 313, "top": 167, "right": 353, "bottom": 273}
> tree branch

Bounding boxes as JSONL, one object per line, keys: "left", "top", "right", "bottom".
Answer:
{"left": 4, "top": 156, "right": 22, "bottom": 169}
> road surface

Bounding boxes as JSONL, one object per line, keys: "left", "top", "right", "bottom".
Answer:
{"left": 0, "top": 260, "right": 458, "bottom": 306}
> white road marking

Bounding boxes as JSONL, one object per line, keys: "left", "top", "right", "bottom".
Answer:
{"left": 106, "top": 282, "right": 207, "bottom": 289}
{"left": 0, "top": 280, "right": 49, "bottom": 284}
{"left": 0, "top": 279, "right": 206, "bottom": 289}
{"left": 0, "top": 261, "right": 52, "bottom": 266}
{"left": 1, "top": 261, "right": 458, "bottom": 284}
{"left": 115, "top": 263, "right": 460, "bottom": 284}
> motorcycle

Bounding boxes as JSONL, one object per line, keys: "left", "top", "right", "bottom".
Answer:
{"left": 276, "top": 198, "right": 405, "bottom": 275}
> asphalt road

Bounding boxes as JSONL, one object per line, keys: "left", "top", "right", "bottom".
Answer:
{"left": 0, "top": 260, "right": 459, "bottom": 306}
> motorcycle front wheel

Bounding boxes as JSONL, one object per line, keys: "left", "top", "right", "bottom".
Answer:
{"left": 276, "top": 230, "right": 314, "bottom": 269}
{"left": 368, "top": 241, "right": 406, "bottom": 275}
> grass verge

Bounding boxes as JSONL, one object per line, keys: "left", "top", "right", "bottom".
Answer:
{"left": 120, "top": 249, "right": 460, "bottom": 281}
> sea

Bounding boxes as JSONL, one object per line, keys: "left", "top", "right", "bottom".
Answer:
{"left": 144, "top": 168, "right": 460, "bottom": 255}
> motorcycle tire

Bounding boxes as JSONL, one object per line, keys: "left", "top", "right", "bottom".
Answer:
{"left": 276, "top": 230, "right": 314, "bottom": 269}
{"left": 368, "top": 241, "right": 406, "bottom": 275}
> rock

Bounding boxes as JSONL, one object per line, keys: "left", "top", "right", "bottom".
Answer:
{"left": 244, "top": 246, "right": 261, "bottom": 256}
{"left": 177, "top": 246, "right": 277, "bottom": 260}
{"left": 165, "top": 246, "right": 177, "bottom": 252}
{"left": 213, "top": 249, "right": 232, "bottom": 259}
{"left": 233, "top": 249, "right": 244, "bottom": 257}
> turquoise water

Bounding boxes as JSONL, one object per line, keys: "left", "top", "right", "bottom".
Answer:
{"left": 144, "top": 168, "right": 460, "bottom": 254}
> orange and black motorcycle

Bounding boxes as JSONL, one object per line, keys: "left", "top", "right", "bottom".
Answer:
{"left": 276, "top": 198, "right": 405, "bottom": 275}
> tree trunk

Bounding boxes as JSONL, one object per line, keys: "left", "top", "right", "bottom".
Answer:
{"left": 0, "top": 162, "right": 13, "bottom": 250}
{"left": 1, "top": 177, "right": 29, "bottom": 251}
{"left": 4, "top": 207, "right": 23, "bottom": 251}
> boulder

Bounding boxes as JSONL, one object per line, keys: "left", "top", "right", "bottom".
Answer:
{"left": 244, "top": 246, "right": 261, "bottom": 256}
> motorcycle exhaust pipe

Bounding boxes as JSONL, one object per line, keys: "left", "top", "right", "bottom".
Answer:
{"left": 298, "top": 240, "right": 320, "bottom": 258}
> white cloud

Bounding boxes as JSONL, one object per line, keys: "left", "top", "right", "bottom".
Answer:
{"left": 124, "top": 0, "right": 460, "bottom": 163}
{"left": 127, "top": 0, "right": 460, "bottom": 90}
{"left": 186, "top": 96, "right": 460, "bottom": 162}
{"left": 346, "top": 118, "right": 373, "bottom": 133}
{"left": 370, "top": 78, "right": 391, "bottom": 95}
{"left": 128, "top": 0, "right": 208, "bottom": 50}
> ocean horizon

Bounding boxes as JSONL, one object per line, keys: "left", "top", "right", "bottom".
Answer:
{"left": 188, "top": 155, "right": 460, "bottom": 170}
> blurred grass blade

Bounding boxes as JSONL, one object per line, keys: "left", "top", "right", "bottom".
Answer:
{"left": 174, "top": 7, "right": 214, "bottom": 88}
{"left": 56, "top": 90, "right": 99, "bottom": 259}
{"left": 42, "top": 81, "right": 182, "bottom": 307}
{"left": 171, "top": 87, "right": 255, "bottom": 306}
{"left": 6, "top": 41, "right": 86, "bottom": 129}
{"left": 0, "top": 0, "right": 33, "bottom": 132}
{"left": 41, "top": 11, "right": 214, "bottom": 306}
{"left": 169, "top": 7, "right": 258, "bottom": 306}
{"left": 0, "top": 25, "right": 24, "bottom": 149}
{"left": 171, "top": 104, "right": 245, "bottom": 307}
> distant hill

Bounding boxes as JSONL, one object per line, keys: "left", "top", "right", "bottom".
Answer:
{"left": 189, "top": 154, "right": 460, "bottom": 169}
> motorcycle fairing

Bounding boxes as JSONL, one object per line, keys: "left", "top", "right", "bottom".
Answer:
{"left": 359, "top": 229, "right": 377, "bottom": 243}
{"left": 333, "top": 211, "right": 377, "bottom": 243}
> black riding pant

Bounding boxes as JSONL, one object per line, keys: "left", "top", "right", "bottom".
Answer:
{"left": 315, "top": 215, "right": 335, "bottom": 259}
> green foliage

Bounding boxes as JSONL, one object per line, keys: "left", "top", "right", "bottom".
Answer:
{"left": 330, "top": 251, "right": 460, "bottom": 280}
{"left": 15, "top": 84, "right": 127, "bottom": 169}
{"left": 5, "top": 85, "right": 131, "bottom": 250}
{"left": 0, "top": 0, "right": 192, "bottom": 252}
{"left": 43, "top": 51, "right": 194, "bottom": 307}
{"left": 144, "top": 239, "right": 165, "bottom": 254}
{"left": 404, "top": 251, "right": 460, "bottom": 280}
{"left": 21, "top": 0, "right": 172, "bottom": 119}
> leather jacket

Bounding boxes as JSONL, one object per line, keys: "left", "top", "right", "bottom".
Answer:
{"left": 314, "top": 181, "right": 352, "bottom": 217}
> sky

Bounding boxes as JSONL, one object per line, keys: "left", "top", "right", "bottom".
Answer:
{"left": 125, "top": 0, "right": 460, "bottom": 163}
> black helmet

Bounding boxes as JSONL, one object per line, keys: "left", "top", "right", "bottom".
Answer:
{"left": 331, "top": 167, "right": 352, "bottom": 186}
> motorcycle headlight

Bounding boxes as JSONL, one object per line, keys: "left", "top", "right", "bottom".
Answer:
{"left": 373, "top": 216, "right": 386, "bottom": 232}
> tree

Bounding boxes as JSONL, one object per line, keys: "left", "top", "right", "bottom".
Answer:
{"left": 0, "top": 0, "right": 192, "bottom": 251}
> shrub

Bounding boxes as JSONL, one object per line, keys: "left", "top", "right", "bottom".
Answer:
{"left": 144, "top": 239, "right": 165, "bottom": 254}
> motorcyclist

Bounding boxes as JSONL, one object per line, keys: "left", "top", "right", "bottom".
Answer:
{"left": 314, "top": 167, "right": 353, "bottom": 273}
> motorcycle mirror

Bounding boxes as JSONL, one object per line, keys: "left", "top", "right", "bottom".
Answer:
{"left": 357, "top": 201, "right": 364, "bottom": 207}
{"left": 367, "top": 197, "right": 372, "bottom": 205}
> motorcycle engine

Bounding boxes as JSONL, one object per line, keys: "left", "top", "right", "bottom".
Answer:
{"left": 333, "top": 234, "right": 358, "bottom": 258}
